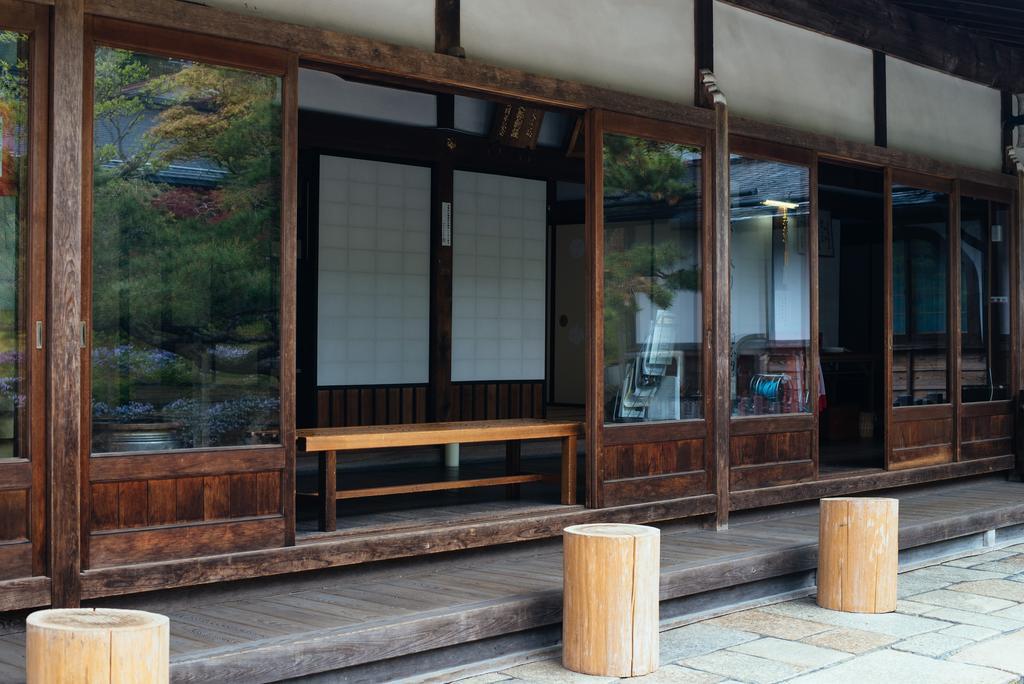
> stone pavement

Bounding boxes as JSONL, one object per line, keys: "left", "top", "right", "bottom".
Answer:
{"left": 454, "top": 543, "right": 1024, "bottom": 683}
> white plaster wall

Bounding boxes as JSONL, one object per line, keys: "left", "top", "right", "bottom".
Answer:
{"left": 461, "top": 0, "right": 694, "bottom": 104}
{"left": 452, "top": 171, "right": 547, "bottom": 382}
{"left": 887, "top": 57, "right": 1003, "bottom": 172}
{"left": 317, "top": 156, "right": 431, "bottom": 386}
{"left": 199, "top": 0, "right": 434, "bottom": 50}
{"left": 714, "top": 1, "right": 874, "bottom": 144}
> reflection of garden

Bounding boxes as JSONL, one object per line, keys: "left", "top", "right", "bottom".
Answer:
{"left": 90, "top": 47, "right": 281, "bottom": 451}
{"left": 0, "top": 32, "right": 28, "bottom": 458}
{"left": 602, "top": 135, "right": 701, "bottom": 422}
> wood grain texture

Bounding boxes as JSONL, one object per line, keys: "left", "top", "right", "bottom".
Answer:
{"left": 48, "top": 0, "right": 84, "bottom": 608}
{"left": 562, "top": 524, "right": 659, "bottom": 677}
{"left": 817, "top": 497, "right": 898, "bottom": 613}
{"left": 298, "top": 419, "right": 582, "bottom": 451}
{"left": 89, "top": 517, "right": 285, "bottom": 568}
{"left": 26, "top": 608, "right": 169, "bottom": 683}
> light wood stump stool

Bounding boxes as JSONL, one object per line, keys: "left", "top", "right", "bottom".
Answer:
{"left": 27, "top": 608, "right": 169, "bottom": 683}
{"left": 817, "top": 497, "right": 898, "bottom": 613}
{"left": 563, "top": 523, "right": 660, "bottom": 677}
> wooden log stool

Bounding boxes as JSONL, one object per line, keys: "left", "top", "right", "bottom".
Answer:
{"left": 817, "top": 497, "right": 899, "bottom": 613}
{"left": 562, "top": 523, "right": 660, "bottom": 677}
{"left": 27, "top": 608, "right": 169, "bottom": 683}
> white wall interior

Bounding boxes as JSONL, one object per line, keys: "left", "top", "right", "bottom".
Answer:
{"left": 299, "top": 68, "right": 437, "bottom": 127}
{"left": 199, "top": 0, "right": 434, "bottom": 50}
{"left": 452, "top": 171, "right": 547, "bottom": 382}
{"left": 461, "top": 0, "right": 695, "bottom": 105}
{"left": 887, "top": 57, "right": 1003, "bottom": 172}
{"left": 317, "top": 156, "right": 431, "bottom": 386}
{"left": 714, "top": 1, "right": 875, "bottom": 144}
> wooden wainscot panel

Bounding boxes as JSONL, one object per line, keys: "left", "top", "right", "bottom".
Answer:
{"left": 730, "top": 429, "right": 815, "bottom": 490}
{"left": 960, "top": 401, "right": 1014, "bottom": 461}
{"left": 89, "top": 516, "right": 286, "bottom": 568}
{"left": 890, "top": 411, "right": 954, "bottom": 469}
{"left": 90, "top": 471, "right": 284, "bottom": 533}
{"left": 604, "top": 439, "right": 704, "bottom": 480}
{"left": 0, "top": 542, "right": 32, "bottom": 581}
{"left": 449, "top": 381, "right": 544, "bottom": 422}
{"left": 317, "top": 386, "right": 429, "bottom": 426}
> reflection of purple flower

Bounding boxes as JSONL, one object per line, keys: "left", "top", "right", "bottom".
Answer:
{"left": 212, "top": 345, "right": 252, "bottom": 362}
{"left": 164, "top": 396, "right": 279, "bottom": 447}
{"left": 0, "top": 376, "right": 25, "bottom": 409}
{"left": 92, "top": 345, "right": 183, "bottom": 375}
{"left": 0, "top": 351, "right": 23, "bottom": 367}
{"left": 93, "top": 400, "right": 156, "bottom": 423}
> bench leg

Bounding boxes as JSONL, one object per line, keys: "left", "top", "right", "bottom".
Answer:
{"left": 506, "top": 441, "right": 521, "bottom": 499}
{"left": 561, "top": 435, "right": 577, "bottom": 505}
{"left": 318, "top": 450, "right": 337, "bottom": 532}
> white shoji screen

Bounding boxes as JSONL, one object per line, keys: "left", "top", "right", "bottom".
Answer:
{"left": 452, "top": 171, "right": 547, "bottom": 382}
{"left": 317, "top": 155, "right": 431, "bottom": 386}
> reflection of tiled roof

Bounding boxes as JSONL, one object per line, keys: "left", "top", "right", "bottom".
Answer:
{"left": 94, "top": 106, "right": 225, "bottom": 187}
{"left": 730, "top": 155, "right": 810, "bottom": 221}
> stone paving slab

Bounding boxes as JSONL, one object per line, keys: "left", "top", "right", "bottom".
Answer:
{"left": 706, "top": 611, "right": 831, "bottom": 640}
{"left": 759, "top": 599, "right": 953, "bottom": 637}
{"left": 784, "top": 649, "right": 1017, "bottom": 684}
{"left": 911, "top": 589, "right": 1017, "bottom": 613}
{"left": 892, "top": 632, "right": 973, "bottom": 657}
{"left": 951, "top": 578, "right": 1024, "bottom": 602}
{"left": 728, "top": 637, "right": 850, "bottom": 669}
{"left": 951, "top": 630, "right": 1024, "bottom": 675}
{"left": 921, "top": 607, "right": 1022, "bottom": 632}
{"left": 466, "top": 539, "right": 1024, "bottom": 684}
{"left": 682, "top": 650, "right": 803, "bottom": 684}
{"left": 801, "top": 627, "right": 899, "bottom": 654}
{"left": 659, "top": 623, "right": 759, "bottom": 663}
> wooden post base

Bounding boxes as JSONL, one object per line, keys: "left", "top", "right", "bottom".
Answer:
{"left": 563, "top": 523, "right": 660, "bottom": 677}
{"left": 817, "top": 497, "right": 898, "bottom": 613}
{"left": 27, "top": 608, "right": 169, "bottom": 683}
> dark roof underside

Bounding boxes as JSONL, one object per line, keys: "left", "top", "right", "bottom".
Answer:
{"left": 891, "top": 0, "right": 1024, "bottom": 49}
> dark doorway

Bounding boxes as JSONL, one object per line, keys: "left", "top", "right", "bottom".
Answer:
{"left": 817, "top": 162, "right": 885, "bottom": 473}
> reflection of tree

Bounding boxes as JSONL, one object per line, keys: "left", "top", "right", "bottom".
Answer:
{"left": 602, "top": 135, "right": 700, "bottom": 408}
{"left": 91, "top": 47, "right": 280, "bottom": 437}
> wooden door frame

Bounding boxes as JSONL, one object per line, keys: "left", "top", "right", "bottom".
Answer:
{"left": 585, "top": 110, "right": 714, "bottom": 509}
{"left": 726, "top": 136, "right": 820, "bottom": 490}
{"left": 78, "top": 18, "right": 296, "bottom": 570}
{"left": 0, "top": 1, "right": 49, "bottom": 601}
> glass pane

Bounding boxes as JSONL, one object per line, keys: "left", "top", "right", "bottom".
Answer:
{"left": 729, "top": 156, "right": 811, "bottom": 416}
{"left": 960, "top": 198, "right": 1010, "bottom": 402}
{"left": 892, "top": 184, "right": 949, "bottom": 406}
{"left": 91, "top": 47, "right": 281, "bottom": 454}
{"left": 0, "top": 32, "right": 28, "bottom": 460}
{"left": 602, "top": 133, "right": 703, "bottom": 424}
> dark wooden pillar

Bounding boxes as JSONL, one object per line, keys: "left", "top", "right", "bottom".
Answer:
{"left": 48, "top": 0, "right": 85, "bottom": 608}
{"left": 694, "top": 0, "right": 713, "bottom": 106}
{"left": 704, "top": 73, "right": 731, "bottom": 529}
{"left": 435, "top": 0, "right": 462, "bottom": 57}
{"left": 429, "top": 156, "right": 454, "bottom": 422}
{"left": 873, "top": 51, "right": 887, "bottom": 148}
{"left": 280, "top": 55, "right": 299, "bottom": 546}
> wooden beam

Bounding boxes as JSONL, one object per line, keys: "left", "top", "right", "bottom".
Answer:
{"left": 48, "top": 0, "right": 85, "bottom": 608}
{"left": 281, "top": 54, "right": 299, "bottom": 546}
{"left": 584, "top": 109, "right": 604, "bottom": 508}
{"left": 718, "top": 0, "right": 1024, "bottom": 92}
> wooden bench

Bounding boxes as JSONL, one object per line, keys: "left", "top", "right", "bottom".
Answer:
{"left": 297, "top": 419, "right": 583, "bottom": 531}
